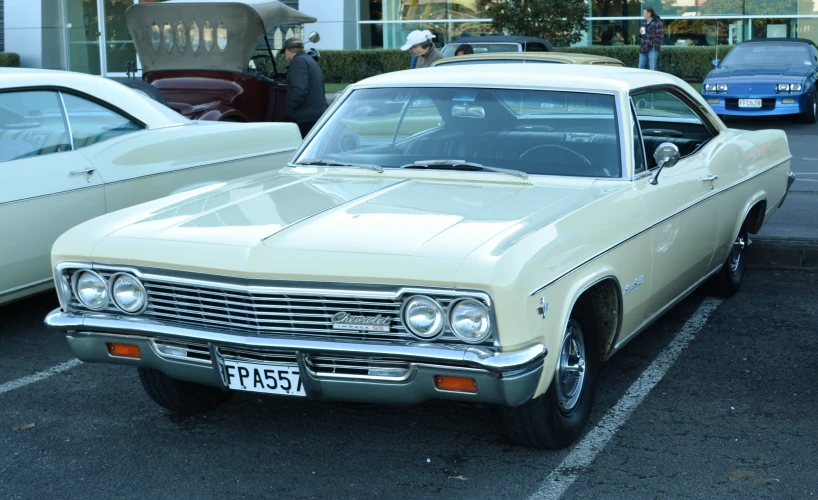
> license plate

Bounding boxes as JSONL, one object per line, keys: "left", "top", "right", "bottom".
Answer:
{"left": 738, "top": 98, "right": 762, "bottom": 108}
{"left": 222, "top": 360, "right": 306, "bottom": 397}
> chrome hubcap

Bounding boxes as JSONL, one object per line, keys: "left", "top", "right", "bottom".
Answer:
{"left": 556, "top": 321, "right": 586, "bottom": 412}
{"left": 730, "top": 236, "right": 745, "bottom": 273}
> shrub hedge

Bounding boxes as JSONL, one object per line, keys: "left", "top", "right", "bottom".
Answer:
{"left": 259, "top": 45, "right": 722, "bottom": 84}
{"left": 0, "top": 52, "right": 21, "bottom": 67}
{"left": 553, "top": 46, "right": 722, "bottom": 82}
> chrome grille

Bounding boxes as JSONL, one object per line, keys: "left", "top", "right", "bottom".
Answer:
{"left": 306, "top": 355, "right": 412, "bottom": 380}
{"left": 218, "top": 347, "right": 298, "bottom": 365}
{"left": 66, "top": 268, "right": 491, "bottom": 345}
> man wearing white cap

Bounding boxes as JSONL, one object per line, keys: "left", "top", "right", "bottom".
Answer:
{"left": 402, "top": 29, "right": 443, "bottom": 69}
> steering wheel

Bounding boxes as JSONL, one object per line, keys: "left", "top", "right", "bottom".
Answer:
{"left": 518, "top": 144, "right": 611, "bottom": 177}
{"left": 249, "top": 54, "right": 277, "bottom": 79}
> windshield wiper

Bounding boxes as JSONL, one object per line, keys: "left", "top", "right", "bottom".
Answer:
{"left": 295, "top": 158, "right": 383, "bottom": 173}
{"left": 401, "top": 159, "right": 528, "bottom": 179}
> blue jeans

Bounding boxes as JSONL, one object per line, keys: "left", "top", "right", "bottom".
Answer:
{"left": 638, "top": 50, "right": 659, "bottom": 71}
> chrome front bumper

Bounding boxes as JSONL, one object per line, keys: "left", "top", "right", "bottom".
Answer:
{"left": 45, "top": 309, "right": 547, "bottom": 407}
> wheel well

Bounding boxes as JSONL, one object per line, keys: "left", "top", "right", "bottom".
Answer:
{"left": 747, "top": 200, "right": 767, "bottom": 234}
{"left": 571, "top": 278, "right": 621, "bottom": 362}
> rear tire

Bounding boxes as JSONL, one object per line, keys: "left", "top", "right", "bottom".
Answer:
{"left": 706, "top": 219, "right": 749, "bottom": 297}
{"left": 502, "top": 317, "right": 598, "bottom": 449}
{"left": 138, "top": 367, "right": 232, "bottom": 415}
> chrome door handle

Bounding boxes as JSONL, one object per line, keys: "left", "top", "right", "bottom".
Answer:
{"left": 69, "top": 168, "right": 95, "bottom": 176}
{"left": 701, "top": 174, "right": 718, "bottom": 182}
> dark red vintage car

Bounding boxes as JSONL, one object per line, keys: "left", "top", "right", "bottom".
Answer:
{"left": 123, "top": 0, "right": 318, "bottom": 122}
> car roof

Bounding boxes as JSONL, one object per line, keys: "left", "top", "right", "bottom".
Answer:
{"left": 432, "top": 52, "right": 624, "bottom": 66}
{"left": 356, "top": 63, "right": 683, "bottom": 94}
{"left": 0, "top": 68, "right": 189, "bottom": 128}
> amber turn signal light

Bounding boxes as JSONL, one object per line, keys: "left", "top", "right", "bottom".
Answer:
{"left": 106, "top": 343, "right": 141, "bottom": 359}
{"left": 434, "top": 375, "right": 477, "bottom": 393}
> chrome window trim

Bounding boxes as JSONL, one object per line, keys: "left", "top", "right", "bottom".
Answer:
{"left": 293, "top": 84, "right": 629, "bottom": 181}
{"left": 56, "top": 91, "right": 76, "bottom": 152}
{"left": 529, "top": 154, "right": 792, "bottom": 296}
{"left": 629, "top": 97, "right": 649, "bottom": 178}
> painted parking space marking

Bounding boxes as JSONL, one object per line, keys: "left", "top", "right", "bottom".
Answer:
{"left": 0, "top": 359, "right": 82, "bottom": 396}
{"left": 529, "top": 297, "right": 723, "bottom": 500}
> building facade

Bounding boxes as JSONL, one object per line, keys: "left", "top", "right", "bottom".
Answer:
{"left": 4, "top": 0, "right": 818, "bottom": 74}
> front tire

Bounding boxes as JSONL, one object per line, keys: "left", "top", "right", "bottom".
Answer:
{"left": 800, "top": 90, "right": 817, "bottom": 124}
{"left": 502, "top": 318, "right": 598, "bottom": 449}
{"left": 138, "top": 368, "right": 232, "bottom": 415}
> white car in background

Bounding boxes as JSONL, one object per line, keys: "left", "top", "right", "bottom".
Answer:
{"left": 0, "top": 68, "right": 302, "bottom": 306}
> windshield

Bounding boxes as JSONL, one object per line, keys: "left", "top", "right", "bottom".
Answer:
{"left": 296, "top": 87, "right": 622, "bottom": 178}
{"left": 723, "top": 43, "right": 813, "bottom": 67}
{"left": 441, "top": 43, "right": 520, "bottom": 57}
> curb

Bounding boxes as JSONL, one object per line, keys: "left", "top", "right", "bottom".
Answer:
{"left": 747, "top": 237, "right": 818, "bottom": 270}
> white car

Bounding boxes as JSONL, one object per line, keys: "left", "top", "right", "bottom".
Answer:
{"left": 0, "top": 68, "right": 302, "bottom": 306}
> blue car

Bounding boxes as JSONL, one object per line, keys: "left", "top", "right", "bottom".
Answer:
{"left": 702, "top": 38, "right": 818, "bottom": 123}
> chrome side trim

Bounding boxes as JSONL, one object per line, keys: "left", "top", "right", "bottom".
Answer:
{"left": 611, "top": 263, "right": 723, "bottom": 353}
{"left": 530, "top": 155, "right": 791, "bottom": 296}
{"left": 44, "top": 309, "right": 547, "bottom": 373}
{"left": 101, "top": 147, "right": 298, "bottom": 187}
{"left": 0, "top": 278, "right": 53, "bottom": 298}
{"left": 57, "top": 91, "right": 75, "bottom": 151}
{"left": 0, "top": 183, "right": 102, "bottom": 208}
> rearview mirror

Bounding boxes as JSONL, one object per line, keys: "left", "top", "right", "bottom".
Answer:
{"left": 308, "top": 31, "right": 320, "bottom": 44}
{"left": 711, "top": 58, "right": 720, "bottom": 68}
{"left": 649, "top": 142, "right": 680, "bottom": 185}
{"left": 451, "top": 104, "right": 485, "bottom": 119}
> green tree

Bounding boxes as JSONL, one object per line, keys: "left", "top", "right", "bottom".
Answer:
{"left": 487, "top": 0, "right": 589, "bottom": 46}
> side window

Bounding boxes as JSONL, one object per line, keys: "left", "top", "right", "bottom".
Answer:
{"left": 632, "top": 89, "right": 715, "bottom": 169}
{"left": 811, "top": 44, "right": 818, "bottom": 63}
{"left": 0, "top": 90, "right": 71, "bottom": 162}
{"left": 61, "top": 93, "right": 142, "bottom": 149}
{"left": 631, "top": 102, "right": 647, "bottom": 174}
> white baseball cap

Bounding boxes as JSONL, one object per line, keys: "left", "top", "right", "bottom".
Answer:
{"left": 401, "top": 30, "right": 435, "bottom": 50}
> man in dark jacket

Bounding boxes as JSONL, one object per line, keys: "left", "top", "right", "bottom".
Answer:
{"left": 284, "top": 37, "right": 328, "bottom": 138}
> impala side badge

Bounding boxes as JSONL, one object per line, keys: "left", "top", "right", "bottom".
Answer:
{"left": 624, "top": 275, "right": 645, "bottom": 296}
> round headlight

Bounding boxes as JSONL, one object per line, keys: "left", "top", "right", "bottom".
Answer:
{"left": 403, "top": 296, "right": 444, "bottom": 339}
{"left": 74, "top": 271, "right": 108, "bottom": 310}
{"left": 449, "top": 299, "right": 491, "bottom": 343}
{"left": 111, "top": 273, "right": 147, "bottom": 313}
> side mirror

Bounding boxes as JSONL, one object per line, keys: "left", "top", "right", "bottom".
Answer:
{"left": 308, "top": 31, "right": 320, "bottom": 44}
{"left": 649, "top": 142, "right": 680, "bottom": 185}
{"left": 711, "top": 58, "right": 720, "bottom": 68}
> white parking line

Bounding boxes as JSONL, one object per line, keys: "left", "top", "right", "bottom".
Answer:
{"left": 530, "top": 297, "right": 723, "bottom": 500}
{"left": 0, "top": 359, "right": 82, "bottom": 396}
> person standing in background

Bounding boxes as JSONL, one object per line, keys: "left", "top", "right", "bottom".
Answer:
{"left": 638, "top": 7, "right": 664, "bottom": 71}
{"left": 283, "top": 37, "right": 329, "bottom": 138}
{"left": 402, "top": 30, "right": 443, "bottom": 69}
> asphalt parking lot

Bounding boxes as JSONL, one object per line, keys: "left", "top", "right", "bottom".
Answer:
{"left": 2, "top": 119, "right": 817, "bottom": 500}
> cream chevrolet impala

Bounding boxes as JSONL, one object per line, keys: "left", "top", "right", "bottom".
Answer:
{"left": 45, "top": 65, "right": 795, "bottom": 449}
{"left": 0, "top": 68, "right": 300, "bottom": 305}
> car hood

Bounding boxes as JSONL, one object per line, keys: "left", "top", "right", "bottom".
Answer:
{"left": 707, "top": 64, "right": 812, "bottom": 82}
{"left": 67, "top": 169, "right": 607, "bottom": 285}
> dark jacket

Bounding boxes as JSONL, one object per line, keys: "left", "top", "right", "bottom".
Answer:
{"left": 639, "top": 18, "right": 664, "bottom": 53}
{"left": 286, "top": 52, "right": 328, "bottom": 123}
